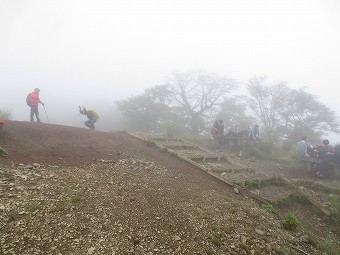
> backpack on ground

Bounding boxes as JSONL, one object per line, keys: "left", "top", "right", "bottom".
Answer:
{"left": 26, "top": 93, "right": 31, "bottom": 106}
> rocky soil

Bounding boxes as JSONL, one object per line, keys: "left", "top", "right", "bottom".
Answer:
{"left": 0, "top": 121, "right": 339, "bottom": 254}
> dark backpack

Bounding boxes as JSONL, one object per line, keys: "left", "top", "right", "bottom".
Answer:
{"left": 26, "top": 93, "right": 31, "bottom": 106}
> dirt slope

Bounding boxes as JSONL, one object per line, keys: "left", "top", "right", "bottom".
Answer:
{"left": 0, "top": 121, "right": 337, "bottom": 254}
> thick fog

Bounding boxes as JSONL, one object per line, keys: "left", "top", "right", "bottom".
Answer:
{"left": 1, "top": 1, "right": 340, "bottom": 139}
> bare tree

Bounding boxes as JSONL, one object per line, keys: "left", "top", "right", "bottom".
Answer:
{"left": 167, "top": 71, "right": 238, "bottom": 134}
{"left": 247, "top": 76, "right": 340, "bottom": 141}
{"left": 247, "top": 76, "right": 289, "bottom": 140}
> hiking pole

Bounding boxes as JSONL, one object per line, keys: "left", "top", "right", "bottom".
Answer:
{"left": 43, "top": 104, "right": 50, "bottom": 123}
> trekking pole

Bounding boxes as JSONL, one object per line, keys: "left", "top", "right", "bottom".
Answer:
{"left": 43, "top": 105, "right": 50, "bottom": 123}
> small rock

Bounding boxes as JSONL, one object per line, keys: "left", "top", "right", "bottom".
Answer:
{"left": 255, "top": 229, "right": 265, "bottom": 235}
{"left": 174, "top": 235, "right": 181, "bottom": 241}
{"left": 87, "top": 247, "right": 95, "bottom": 254}
{"left": 25, "top": 165, "right": 34, "bottom": 170}
{"left": 240, "top": 235, "right": 247, "bottom": 244}
{"left": 33, "top": 163, "right": 40, "bottom": 168}
{"left": 233, "top": 187, "right": 239, "bottom": 194}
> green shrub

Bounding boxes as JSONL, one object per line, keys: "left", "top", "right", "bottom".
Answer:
{"left": 71, "top": 195, "right": 81, "bottom": 204}
{"left": 145, "top": 139, "right": 156, "bottom": 146}
{"left": 261, "top": 204, "right": 277, "bottom": 214}
{"left": 211, "top": 232, "right": 222, "bottom": 246}
{"left": 283, "top": 212, "right": 300, "bottom": 230}
{"left": 26, "top": 203, "right": 42, "bottom": 212}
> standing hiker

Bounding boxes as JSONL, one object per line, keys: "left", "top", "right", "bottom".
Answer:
{"left": 79, "top": 106, "right": 99, "bottom": 130}
{"left": 249, "top": 124, "right": 260, "bottom": 141}
{"left": 217, "top": 119, "right": 225, "bottom": 147}
{"left": 27, "top": 88, "right": 44, "bottom": 123}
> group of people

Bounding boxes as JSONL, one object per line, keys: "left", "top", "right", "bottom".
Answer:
{"left": 26, "top": 88, "right": 99, "bottom": 130}
{"left": 211, "top": 119, "right": 260, "bottom": 147}
{"left": 296, "top": 136, "right": 340, "bottom": 178}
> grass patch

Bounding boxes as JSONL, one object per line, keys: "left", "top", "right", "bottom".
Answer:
{"left": 145, "top": 139, "right": 156, "bottom": 146}
{"left": 71, "top": 195, "right": 81, "bottom": 204}
{"left": 0, "top": 146, "right": 8, "bottom": 156}
{"left": 329, "top": 195, "right": 340, "bottom": 233}
{"left": 318, "top": 238, "right": 340, "bottom": 255}
{"left": 0, "top": 107, "right": 12, "bottom": 120}
{"left": 8, "top": 212, "right": 20, "bottom": 222}
{"left": 283, "top": 212, "right": 300, "bottom": 230}
{"left": 261, "top": 204, "right": 277, "bottom": 214}
{"left": 49, "top": 202, "right": 68, "bottom": 213}
{"left": 292, "top": 179, "right": 340, "bottom": 194}
{"left": 26, "top": 203, "right": 42, "bottom": 212}
{"left": 223, "top": 225, "right": 234, "bottom": 234}
{"left": 211, "top": 232, "right": 222, "bottom": 246}
{"left": 245, "top": 179, "right": 260, "bottom": 188}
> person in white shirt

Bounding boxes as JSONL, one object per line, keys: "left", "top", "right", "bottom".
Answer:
{"left": 296, "top": 136, "right": 313, "bottom": 159}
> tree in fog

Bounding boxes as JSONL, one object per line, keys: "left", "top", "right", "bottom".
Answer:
{"left": 247, "top": 76, "right": 340, "bottom": 141}
{"left": 280, "top": 88, "right": 340, "bottom": 141}
{"left": 247, "top": 76, "right": 289, "bottom": 141}
{"left": 217, "top": 96, "right": 255, "bottom": 131}
{"left": 115, "top": 85, "right": 172, "bottom": 132}
{"left": 167, "top": 71, "right": 238, "bottom": 134}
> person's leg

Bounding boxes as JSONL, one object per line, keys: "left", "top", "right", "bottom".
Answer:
{"left": 217, "top": 135, "right": 223, "bottom": 147}
{"left": 84, "top": 120, "right": 90, "bottom": 128}
{"left": 318, "top": 154, "right": 334, "bottom": 177}
{"left": 33, "top": 106, "right": 41, "bottom": 122}
{"left": 89, "top": 119, "right": 95, "bottom": 129}
{"left": 30, "top": 107, "right": 34, "bottom": 121}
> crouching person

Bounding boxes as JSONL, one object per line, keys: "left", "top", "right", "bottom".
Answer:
{"left": 79, "top": 106, "right": 99, "bottom": 130}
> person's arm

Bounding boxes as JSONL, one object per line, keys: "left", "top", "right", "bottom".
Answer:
{"left": 38, "top": 95, "right": 44, "bottom": 105}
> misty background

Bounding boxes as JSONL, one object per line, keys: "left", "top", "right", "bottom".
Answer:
{"left": 1, "top": 0, "right": 340, "bottom": 141}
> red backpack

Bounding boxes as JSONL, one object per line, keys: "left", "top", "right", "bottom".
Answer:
{"left": 210, "top": 126, "right": 218, "bottom": 139}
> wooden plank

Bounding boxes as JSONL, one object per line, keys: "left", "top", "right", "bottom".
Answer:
{"left": 269, "top": 190, "right": 295, "bottom": 203}
{"left": 304, "top": 195, "right": 331, "bottom": 216}
{"left": 238, "top": 187, "right": 271, "bottom": 205}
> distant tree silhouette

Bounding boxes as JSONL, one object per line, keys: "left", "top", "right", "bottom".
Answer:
{"left": 115, "top": 85, "right": 172, "bottom": 132}
{"left": 167, "top": 70, "right": 238, "bottom": 134}
{"left": 247, "top": 76, "right": 340, "bottom": 142}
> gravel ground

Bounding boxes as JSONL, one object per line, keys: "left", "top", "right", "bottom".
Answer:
{"left": 0, "top": 121, "right": 338, "bottom": 254}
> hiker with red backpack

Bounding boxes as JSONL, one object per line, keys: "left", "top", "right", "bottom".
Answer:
{"left": 27, "top": 88, "right": 44, "bottom": 123}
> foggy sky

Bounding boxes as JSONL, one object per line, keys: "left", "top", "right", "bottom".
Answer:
{"left": 1, "top": 0, "right": 340, "bottom": 139}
